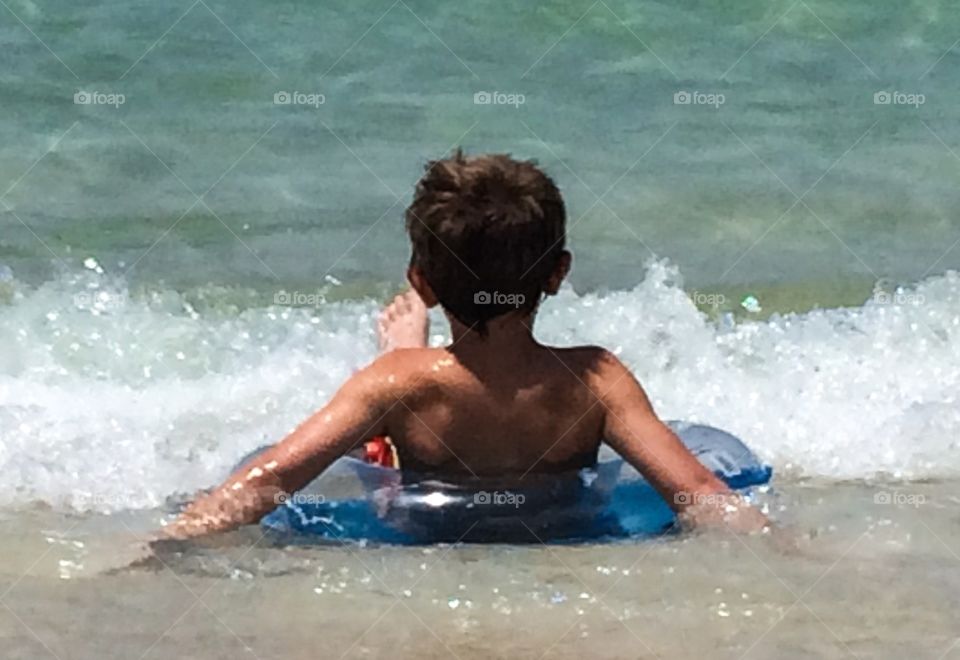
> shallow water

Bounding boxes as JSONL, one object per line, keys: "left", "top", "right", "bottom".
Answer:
{"left": 2, "top": 481, "right": 958, "bottom": 659}
{"left": 2, "top": 261, "right": 960, "bottom": 657}
{"left": 4, "top": 0, "right": 960, "bottom": 657}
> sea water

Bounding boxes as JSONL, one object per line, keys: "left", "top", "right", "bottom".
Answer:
{"left": 2, "top": 0, "right": 960, "bottom": 657}
{"left": 1, "top": 260, "right": 958, "bottom": 511}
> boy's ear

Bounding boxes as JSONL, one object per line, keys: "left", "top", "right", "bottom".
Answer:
{"left": 407, "top": 265, "right": 439, "bottom": 307}
{"left": 543, "top": 250, "right": 572, "bottom": 295}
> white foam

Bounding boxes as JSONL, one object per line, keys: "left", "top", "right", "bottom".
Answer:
{"left": 1, "top": 261, "right": 958, "bottom": 512}
{"left": 538, "top": 262, "right": 960, "bottom": 481}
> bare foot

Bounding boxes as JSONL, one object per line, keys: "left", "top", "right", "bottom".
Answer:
{"left": 378, "top": 290, "right": 429, "bottom": 352}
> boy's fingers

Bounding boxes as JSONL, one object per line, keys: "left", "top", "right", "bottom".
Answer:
{"left": 87, "top": 538, "right": 156, "bottom": 575}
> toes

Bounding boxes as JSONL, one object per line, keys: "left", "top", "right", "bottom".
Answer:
{"left": 403, "top": 289, "right": 425, "bottom": 311}
{"left": 378, "top": 304, "right": 396, "bottom": 332}
{"left": 377, "top": 290, "right": 430, "bottom": 352}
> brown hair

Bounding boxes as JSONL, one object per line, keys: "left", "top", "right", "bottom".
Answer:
{"left": 405, "top": 151, "right": 566, "bottom": 333}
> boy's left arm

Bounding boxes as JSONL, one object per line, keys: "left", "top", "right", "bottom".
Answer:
{"left": 594, "top": 352, "right": 770, "bottom": 532}
{"left": 161, "top": 357, "right": 397, "bottom": 540}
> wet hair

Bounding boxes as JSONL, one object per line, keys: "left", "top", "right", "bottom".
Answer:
{"left": 405, "top": 151, "right": 566, "bottom": 333}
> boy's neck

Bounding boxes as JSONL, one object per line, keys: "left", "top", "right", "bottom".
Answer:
{"left": 446, "top": 311, "right": 539, "bottom": 358}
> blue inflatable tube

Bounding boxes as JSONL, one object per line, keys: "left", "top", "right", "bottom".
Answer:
{"left": 246, "top": 421, "right": 772, "bottom": 545}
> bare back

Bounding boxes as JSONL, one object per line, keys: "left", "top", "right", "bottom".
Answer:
{"left": 380, "top": 345, "right": 608, "bottom": 476}
{"left": 164, "top": 333, "right": 769, "bottom": 540}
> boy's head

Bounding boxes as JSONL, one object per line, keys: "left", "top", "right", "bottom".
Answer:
{"left": 405, "top": 151, "right": 570, "bottom": 333}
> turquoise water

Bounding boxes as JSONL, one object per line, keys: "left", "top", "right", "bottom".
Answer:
{"left": 2, "top": 0, "right": 960, "bottom": 293}
{"left": 2, "top": 0, "right": 960, "bottom": 524}
{"left": 3, "top": 3, "right": 960, "bottom": 658}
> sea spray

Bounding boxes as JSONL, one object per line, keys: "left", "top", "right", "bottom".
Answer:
{"left": 1, "top": 260, "right": 958, "bottom": 512}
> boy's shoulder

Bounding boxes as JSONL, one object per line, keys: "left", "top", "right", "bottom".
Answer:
{"left": 360, "top": 347, "right": 453, "bottom": 386}
{"left": 336, "top": 348, "right": 449, "bottom": 413}
{"left": 355, "top": 344, "right": 633, "bottom": 401}
{"left": 537, "top": 343, "right": 627, "bottom": 377}
{"left": 540, "top": 344, "right": 643, "bottom": 404}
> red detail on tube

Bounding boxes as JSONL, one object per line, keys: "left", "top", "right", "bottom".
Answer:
{"left": 364, "top": 436, "right": 396, "bottom": 468}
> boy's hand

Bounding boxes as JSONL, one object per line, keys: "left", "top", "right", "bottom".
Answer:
{"left": 162, "top": 356, "right": 398, "bottom": 539}
{"left": 594, "top": 351, "right": 769, "bottom": 533}
{"left": 677, "top": 493, "right": 771, "bottom": 533}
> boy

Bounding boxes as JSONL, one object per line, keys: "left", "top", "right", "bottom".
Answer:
{"left": 163, "top": 152, "right": 768, "bottom": 540}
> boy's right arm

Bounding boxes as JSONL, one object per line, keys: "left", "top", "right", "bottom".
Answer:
{"left": 593, "top": 352, "right": 769, "bottom": 532}
{"left": 161, "top": 355, "right": 400, "bottom": 540}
